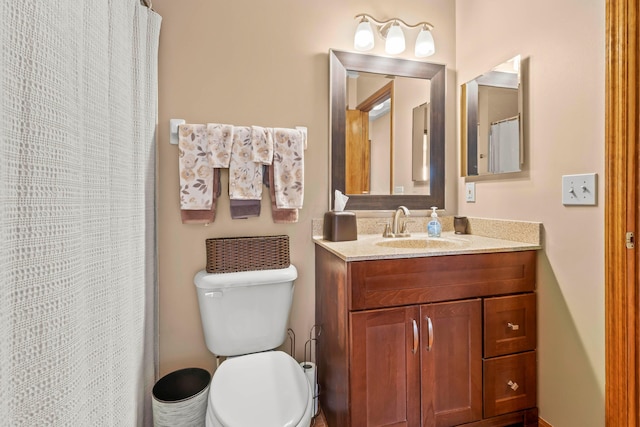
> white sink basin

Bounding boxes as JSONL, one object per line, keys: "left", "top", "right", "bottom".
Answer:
{"left": 375, "top": 237, "right": 470, "bottom": 250}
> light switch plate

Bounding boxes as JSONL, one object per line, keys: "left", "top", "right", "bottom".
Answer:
{"left": 562, "top": 173, "right": 597, "bottom": 205}
{"left": 465, "top": 182, "right": 476, "bottom": 203}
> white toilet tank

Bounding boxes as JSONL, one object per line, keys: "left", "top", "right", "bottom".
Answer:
{"left": 194, "top": 265, "right": 297, "bottom": 357}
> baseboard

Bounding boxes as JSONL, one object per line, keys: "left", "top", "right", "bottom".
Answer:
{"left": 539, "top": 417, "right": 553, "bottom": 427}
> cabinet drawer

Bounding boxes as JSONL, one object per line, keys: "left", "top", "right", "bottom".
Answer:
{"left": 349, "top": 251, "right": 536, "bottom": 310}
{"left": 483, "top": 351, "right": 537, "bottom": 418}
{"left": 484, "top": 293, "right": 536, "bottom": 358}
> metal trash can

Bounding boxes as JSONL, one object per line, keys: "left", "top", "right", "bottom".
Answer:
{"left": 152, "top": 367, "right": 211, "bottom": 427}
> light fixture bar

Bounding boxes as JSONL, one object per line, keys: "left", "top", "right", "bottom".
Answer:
{"left": 354, "top": 14, "right": 434, "bottom": 31}
{"left": 353, "top": 14, "right": 435, "bottom": 58}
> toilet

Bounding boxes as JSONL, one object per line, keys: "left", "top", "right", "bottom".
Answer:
{"left": 194, "top": 265, "right": 312, "bottom": 427}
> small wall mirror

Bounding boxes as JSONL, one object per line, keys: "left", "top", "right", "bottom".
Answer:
{"left": 330, "top": 50, "right": 446, "bottom": 210}
{"left": 461, "top": 55, "right": 524, "bottom": 177}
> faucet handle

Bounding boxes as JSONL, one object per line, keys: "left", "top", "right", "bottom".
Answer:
{"left": 378, "top": 221, "right": 394, "bottom": 238}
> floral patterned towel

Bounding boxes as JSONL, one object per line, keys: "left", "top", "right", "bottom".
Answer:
{"left": 273, "top": 128, "right": 304, "bottom": 209}
{"left": 250, "top": 126, "right": 273, "bottom": 165}
{"left": 206, "top": 123, "right": 233, "bottom": 168}
{"left": 181, "top": 169, "right": 221, "bottom": 224}
{"left": 229, "top": 126, "right": 264, "bottom": 200}
{"left": 178, "top": 124, "right": 214, "bottom": 210}
{"left": 267, "top": 165, "right": 298, "bottom": 223}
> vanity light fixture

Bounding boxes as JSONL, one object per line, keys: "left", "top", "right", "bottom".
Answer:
{"left": 353, "top": 14, "right": 435, "bottom": 58}
{"left": 385, "top": 22, "right": 405, "bottom": 54}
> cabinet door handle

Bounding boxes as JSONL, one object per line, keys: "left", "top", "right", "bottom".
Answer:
{"left": 425, "top": 316, "right": 434, "bottom": 351}
{"left": 507, "top": 322, "right": 520, "bottom": 331}
{"left": 507, "top": 380, "right": 519, "bottom": 391}
{"left": 412, "top": 319, "right": 419, "bottom": 354}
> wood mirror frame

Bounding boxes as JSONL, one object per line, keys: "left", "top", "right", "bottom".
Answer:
{"left": 330, "top": 49, "right": 446, "bottom": 210}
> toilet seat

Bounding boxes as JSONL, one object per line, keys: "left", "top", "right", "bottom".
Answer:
{"left": 209, "top": 351, "right": 311, "bottom": 427}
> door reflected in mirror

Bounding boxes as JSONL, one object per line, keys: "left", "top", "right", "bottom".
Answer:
{"left": 461, "top": 55, "right": 524, "bottom": 177}
{"left": 346, "top": 72, "right": 431, "bottom": 196}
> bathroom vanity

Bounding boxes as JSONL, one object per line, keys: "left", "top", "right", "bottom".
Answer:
{"left": 314, "top": 226, "right": 540, "bottom": 427}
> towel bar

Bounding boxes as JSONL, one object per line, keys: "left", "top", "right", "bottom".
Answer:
{"left": 169, "top": 118, "right": 185, "bottom": 145}
{"left": 169, "top": 119, "right": 307, "bottom": 148}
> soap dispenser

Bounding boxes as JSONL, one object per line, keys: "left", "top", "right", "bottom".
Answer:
{"left": 427, "top": 206, "right": 442, "bottom": 238}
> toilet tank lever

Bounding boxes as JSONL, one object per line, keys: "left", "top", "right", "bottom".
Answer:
{"left": 205, "top": 291, "right": 223, "bottom": 298}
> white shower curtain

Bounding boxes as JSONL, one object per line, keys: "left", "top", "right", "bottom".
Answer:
{"left": 0, "top": 1, "right": 161, "bottom": 425}
{"left": 489, "top": 117, "right": 520, "bottom": 174}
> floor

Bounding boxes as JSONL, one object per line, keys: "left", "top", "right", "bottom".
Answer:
{"left": 312, "top": 409, "right": 327, "bottom": 427}
{"left": 309, "top": 410, "right": 536, "bottom": 427}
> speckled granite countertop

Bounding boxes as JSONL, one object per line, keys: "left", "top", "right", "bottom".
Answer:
{"left": 312, "top": 217, "right": 542, "bottom": 261}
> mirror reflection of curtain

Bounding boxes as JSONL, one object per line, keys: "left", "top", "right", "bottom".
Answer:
{"left": 489, "top": 117, "right": 520, "bottom": 173}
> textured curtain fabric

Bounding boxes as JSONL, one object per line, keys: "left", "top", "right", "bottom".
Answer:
{"left": 489, "top": 118, "right": 520, "bottom": 174}
{"left": 0, "top": 1, "right": 161, "bottom": 425}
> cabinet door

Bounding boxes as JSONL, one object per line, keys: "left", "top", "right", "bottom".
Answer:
{"left": 350, "top": 306, "right": 421, "bottom": 427}
{"left": 421, "top": 299, "right": 482, "bottom": 427}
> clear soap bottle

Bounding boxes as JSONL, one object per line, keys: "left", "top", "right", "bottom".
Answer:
{"left": 427, "top": 206, "right": 442, "bottom": 237}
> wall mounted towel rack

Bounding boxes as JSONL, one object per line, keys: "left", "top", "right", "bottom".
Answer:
{"left": 169, "top": 118, "right": 307, "bottom": 149}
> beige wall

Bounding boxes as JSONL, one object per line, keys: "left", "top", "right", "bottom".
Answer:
{"left": 153, "top": 0, "right": 604, "bottom": 425}
{"left": 456, "top": 1, "right": 605, "bottom": 426}
{"left": 370, "top": 112, "right": 391, "bottom": 194}
{"left": 152, "top": 0, "right": 456, "bottom": 375}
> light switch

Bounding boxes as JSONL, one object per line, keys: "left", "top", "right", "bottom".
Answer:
{"left": 465, "top": 182, "right": 476, "bottom": 203}
{"left": 562, "top": 173, "right": 597, "bottom": 205}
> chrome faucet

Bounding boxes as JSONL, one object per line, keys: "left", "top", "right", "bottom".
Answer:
{"left": 392, "top": 206, "right": 410, "bottom": 237}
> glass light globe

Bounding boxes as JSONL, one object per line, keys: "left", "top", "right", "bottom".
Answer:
{"left": 415, "top": 28, "right": 435, "bottom": 57}
{"left": 354, "top": 20, "right": 374, "bottom": 51}
{"left": 385, "top": 23, "right": 405, "bottom": 54}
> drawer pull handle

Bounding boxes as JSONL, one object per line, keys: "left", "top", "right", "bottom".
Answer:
{"left": 412, "top": 319, "right": 418, "bottom": 354}
{"left": 425, "top": 316, "right": 434, "bottom": 351}
{"left": 507, "top": 322, "right": 520, "bottom": 331}
{"left": 507, "top": 380, "right": 519, "bottom": 391}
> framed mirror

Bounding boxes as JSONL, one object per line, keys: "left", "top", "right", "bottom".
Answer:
{"left": 461, "top": 55, "right": 523, "bottom": 178}
{"left": 330, "top": 49, "right": 446, "bottom": 210}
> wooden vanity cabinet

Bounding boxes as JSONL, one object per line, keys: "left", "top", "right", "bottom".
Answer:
{"left": 350, "top": 306, "right": 421, "bottom": 426}
{"left": 350, "top": 300, "right": 482, "bottom": 427}
{"left": 315, "top": 246, "right": 538, "bottom": 427}
{"left": 421, "top": 299, "right": 483, "bottom": 426}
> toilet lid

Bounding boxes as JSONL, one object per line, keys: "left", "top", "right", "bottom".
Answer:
{"left": 210, "top": 351, "right": 310, "bottom": 427}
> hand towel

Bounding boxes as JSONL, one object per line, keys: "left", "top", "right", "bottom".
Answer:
{"left": 206, "top": 123, "right": 233, "bottom": 168}
{"left": 230, "top": 199, "right": 261, "bottom": 219}
{"left": 178, "top": 124, "right": 214, "bottom": 210}
{"left": 272, "top": 128, "right": 304, "bottom": 209}
{"left": 267, "top": 165, "right": 298, "bottom": 223}
{"left": 181, "top": 169, "right": 221, "bottom": 224}
{"left": 228, "top": 126, "right": 264, "bottom": 200}
{"left": 250, "top": 126, "right": 274, "bottom": 164}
